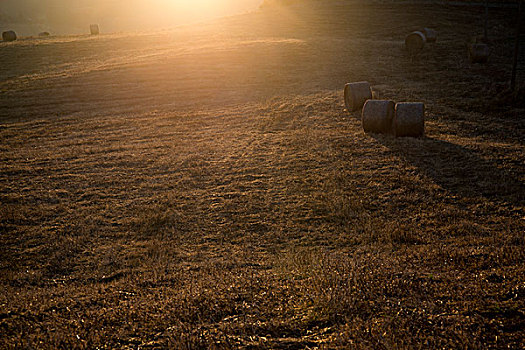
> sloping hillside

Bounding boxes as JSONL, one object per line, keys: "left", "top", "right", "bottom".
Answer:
{"left": 0, "top": 1, "right": 524, "bottom": 348}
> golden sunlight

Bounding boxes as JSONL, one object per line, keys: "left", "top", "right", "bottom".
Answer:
{"left": 2, "top": 1, "right": 524, "bottom": 348}
{"left": 154, "top": 0, "right": 259, "bottom": 21}
{"left": 0, "top": 0, "right": 263, "bottom": 35}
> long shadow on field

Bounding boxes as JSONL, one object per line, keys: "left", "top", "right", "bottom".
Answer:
{"left": 372, "top": 134, "right": 524, "bottom": 205}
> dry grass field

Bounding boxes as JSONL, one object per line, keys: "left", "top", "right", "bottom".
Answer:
{"left": 1, "top": 0, "right": 524, "bottom": 348}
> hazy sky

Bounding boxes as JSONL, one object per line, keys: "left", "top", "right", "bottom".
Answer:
{"left": 0, "top": 0, "right": 263, "bottom": 35}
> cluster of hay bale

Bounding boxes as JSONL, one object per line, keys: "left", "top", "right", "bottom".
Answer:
{"left": 344, "top": 81, "right": 425, "bottom": 138}
{"left": 2, "top": 24, "right": 100, "bottom": 41}
{"left": 405, "top": 28, "right": 437, "bottom": 55}
{"left": 1, "top": 30, "right": 53, "bottom": 41}
{"left": 2, "top": 30, "right": 17, "bottom": 42}
{"left": 404, "top": 27, "right": 489, "bottom": 64}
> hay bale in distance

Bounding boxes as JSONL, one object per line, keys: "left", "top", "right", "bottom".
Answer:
{"left": 393, "top": 102, "right": 425, "bottom": 137}
{"left": 344, "top": 81, "right": 372, "bottom": 112}
{"left": 90, "top": 24, "right": 100, "bottom": 35}
{"left": 38, "top": 32, "right": 50, "bottom": 37}
{"left": 423, "top": 28, "right": 437, "bottom": 43}
{"left": 468, "top": 43, "right": 489, "bottom": 63}
{"left": 405, "top": 31, "right": 426, "bottom": 55}
{"left": 2, "top": 30, "right": 17, "bottom": 42}
{"left": 362, "top": 100, "right": 395, "bottom": 134}
{"left": 470, "top": 35, "right": 488, "bottom": 45}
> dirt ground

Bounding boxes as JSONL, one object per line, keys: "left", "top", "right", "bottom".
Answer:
{"left": 1, "top": 1, "right": 524, "bottom": 348}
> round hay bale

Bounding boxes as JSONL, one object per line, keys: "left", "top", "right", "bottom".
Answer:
{"left": 405, "top": 31, "right": 426, "bottom": 55}
{"left": 393, "top": 102, "right": 425, "bottom": 137}
{"left": 468, "top": 43, "right": 489, "bottom": 63}
{"left": 90, "top": 24, "right": 100, "bottom": 35}
{"left": 38, "top": 32, "right": 50, "bottom": 37}
{"left": 2, "top": 30, "right": 17, "bottom": 42}
{"left": 470, "top": 35, "right": 488, "bottom": 44}
{"left": 344, "top": 81, "right": 372, "bottom": 112}
{"left": 423, "top": 28, "right": 437, "bottom": 43}
{"left": 362, "top": 100, "right": 395, "bottom": 134}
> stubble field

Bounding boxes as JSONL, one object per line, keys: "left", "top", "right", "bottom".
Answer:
{"left": 1, "top": 1, "right": 524, "bottom": 348}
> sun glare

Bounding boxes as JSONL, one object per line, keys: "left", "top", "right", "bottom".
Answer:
{"left": 162, "top": 0, "right": 220, "bottom": 11}
{"left": 116, "top": 0, "right": 264, "bottom": 32}
{"left": 155, "top": 0, "right": 262, "bottom": 21}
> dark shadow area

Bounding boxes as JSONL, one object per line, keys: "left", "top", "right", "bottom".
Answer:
{"left": 371, "top": 133, "right": 524, "bottom": 206}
